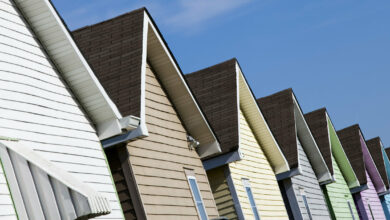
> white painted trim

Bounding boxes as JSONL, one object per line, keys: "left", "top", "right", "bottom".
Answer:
{"left": 236, "top": 64, "right": 241, "bottom": 154}
{"left": 292, "top": 95, "right": 332, "bottom": 183}
{"left": 0, "top": 140, "right": 111, "bottom": 215}
{"left": 140, "top": 12, "right": 149, "bottom": 137}
{"left": 144, "top": 12, "right": 219, "bottom": 157}
{"left": 186, "top": 175, "right": 208, "bottom": 220}
{"left": 13, "top": 0, "right": 127, "bottom": 140}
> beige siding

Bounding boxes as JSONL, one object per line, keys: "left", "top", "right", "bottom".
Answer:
{"left": 207, "top": 166, "right": 238, "bottom": 219}
{"left": 127, "top": 63, "right": 218, "bottom": 219}
{"left": 228, "top": 109, "right": 289, "bottom": 219}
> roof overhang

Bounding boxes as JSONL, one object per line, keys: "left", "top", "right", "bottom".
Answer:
{"left": 142, "top": 10, "right": 221, "bottom": 158}
{"left": 237, "top": 63, "right": 289, "bottom": 174}
{"left": 12, "top": 0, "right": 137, "bottom": 140}
{"left": 325, "top": 112, "right": 360, "bottom": 188}
{"left": 292, "top": 94, "right": 332, "bottom": 183}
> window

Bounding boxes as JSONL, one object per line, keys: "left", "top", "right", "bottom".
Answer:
{"left": 185, "top": 169, "right": 208, "bottom": 220}
{"left": 347, "top": 200, "right": 355, "bottom": 220}
{"left": 366, "top": 198, "right": 374, "bottom": 219}
{"left": 242, "top": 179, "right": 260, "bottom": 220}
{"left": 300, "top": 188, "right": 313, "bottom": 220}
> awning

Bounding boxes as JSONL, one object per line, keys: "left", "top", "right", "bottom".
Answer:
{"left": 0, "top": 139, "right": 111, "bottom": 220}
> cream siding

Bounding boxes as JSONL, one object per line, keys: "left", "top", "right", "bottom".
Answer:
{"left": 126, "top": 64, "right": 218, "bottom": 219}
{"left": 291, "top": 139, "right": 331, "bottom": 219}
{"left": 0, "top": 0, "right": 123, "bottom": 219}
{"left": 207, "top": 166, "right": 238, "bottom": 219}
{"left": 228, "top": 109, "right": 289, "bottom": 219}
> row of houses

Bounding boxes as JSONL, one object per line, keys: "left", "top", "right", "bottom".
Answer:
{"left": 0, "top": 0, "right": 388, "bottom": 219}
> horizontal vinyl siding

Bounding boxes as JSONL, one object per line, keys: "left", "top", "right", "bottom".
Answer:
{"left": 0, "top": 160, "right": 17, "bottom": 219}
{"left": 382, "top": 194, "right": 390, "bottom": 218}
{"left": 325, "top": 155, "right": 358, "bottom": 219}
{"left": 360, "top": 171, "right": 386, "bottom": 219}
{"left": 207, "top": 166, "right": 238, "bottom": 219}
{"left": 0, "top": 1, "right": 123, "bottom": 219}
{"left": 228, "top": 109, "right": 288, "bottom": 219}
{"left": 127, "top": 64, "right": 218, "bottom": 219}
{"left": 291, "top": 139, "right": 331, "bottom": 220}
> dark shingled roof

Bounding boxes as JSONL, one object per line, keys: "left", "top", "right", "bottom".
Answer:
{"left": 366, "top": 137, "right": 389, "bottom": 188}
{"left": 185, "top": 59, "right": 239, "bottom": 155}
{"left": 72, "top": 8, "right": 145, "bottom": 118}
{"left": 337, "top": 125, "right": 367, "bottom": 186}
{"left": 304, "top": 108, "right": 333, "bottom": 176}
{"left": 257, "top": 89, "right": 298, "bottom": 169}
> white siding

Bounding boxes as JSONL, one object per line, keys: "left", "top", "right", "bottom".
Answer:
{"left": 0, "top": 160, "right": 17, "bottom": 219}
{"left": 291, "top": 139, "right": 331, "bottom": 220}
{"left": 0, "top": 0, "right": 123, "bottom": 219}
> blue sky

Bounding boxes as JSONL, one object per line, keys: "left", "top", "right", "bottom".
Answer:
{"left": 52, "top": 0, "right": 390, "bottom": 145}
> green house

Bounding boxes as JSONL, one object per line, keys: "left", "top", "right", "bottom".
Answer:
{"left": 305, "top": 108, "right": 361, "bottom": 219}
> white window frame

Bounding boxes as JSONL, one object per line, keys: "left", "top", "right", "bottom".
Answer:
{"left": 242, "top": 178, "right": 260, "bottom": 220}
{"left": 185, "top": 169, "right": 208, "bottom": 220}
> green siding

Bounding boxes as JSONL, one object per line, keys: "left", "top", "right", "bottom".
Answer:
{"left": 325, "top": 155, "right": 359, "bottom": 219}
{"left": 323, "top": 117, "right": 359, "bottom": 219}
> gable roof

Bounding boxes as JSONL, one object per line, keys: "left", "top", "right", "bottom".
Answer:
{"left": 72, "top": 8, "right": 220, "bottom": 158}
{"left": 305, "top": 108, "right": 360, "bottom": 188}
{"left": 186, "top": 59, "right": 289, "bottom": 173}
{"left": 186, "top": 59, "right": 239, "bottom": 155}
{"left": 338, "top": 125, "right": 386, "bottom": 192}
{"left": 10, "top": 0, "right": 132, "bottom": 140}
{"left": 366, "top": 137, "right": 389, "bottom": 189}
{"left": 304, "top": 108, "right": 333, "bottom": 175}
{"left": 257, "top": 89, "right": 331, "bottom": 183}
{"left": 337, "top": 125, "right": 366, "bottom": 185}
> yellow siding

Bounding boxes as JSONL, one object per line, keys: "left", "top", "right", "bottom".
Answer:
{"left": 228, "top": 109, "right": 289, "bottom": 219}
{"left": 127, "top": 63, "right": 219, "bottom": 219}
{"left": 207, "top": 166, "right": 238, "bottom": 220}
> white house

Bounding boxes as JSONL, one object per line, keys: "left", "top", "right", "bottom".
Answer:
{"left": 0, "top": 0, "right": 139, "bottom": 219}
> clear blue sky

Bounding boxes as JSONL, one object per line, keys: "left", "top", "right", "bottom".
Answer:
{"left": 52, "top": 0, "right": 390, "bottom": 146}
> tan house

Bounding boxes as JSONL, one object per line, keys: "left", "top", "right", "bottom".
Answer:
{"left": 73, "top": 8, "right": 222, "bottom": 220}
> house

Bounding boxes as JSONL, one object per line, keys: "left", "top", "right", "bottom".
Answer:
{"left": 0, "top": 0, "right": 138, "bottom": 219}
{"left": 185, "top": 59, "right": 291, "bottom": 220}
{"left": 337, "top": 125, "right": 387, "bottom": 219}
{"left": 257, "top": 89, "right": 332, "bottom": 219}
{"left": 72, "top": 8, "right": 222, "bottom": 220}
{"left": 305, "top": 108, "right": 360, "bottom": 219}
{"left": 366, "top": 137, "right": 390, "bottom": 218}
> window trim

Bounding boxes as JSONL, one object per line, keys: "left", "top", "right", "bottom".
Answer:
{"left": 300, "top": 188, "right": 313, "bottom": 220}
{"left": 242, "top": 178, "right": 260, "bottom": 220}
{"left": 185, "top": 169, "right": 208, "bottom": 220}
{"left": 347, "top": 200, "right": 356, "bottom": 220}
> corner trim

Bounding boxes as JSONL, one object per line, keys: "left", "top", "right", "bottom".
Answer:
{"left": 202, "top": 150, "right": 242, "bottom": 171}
{"left": 350, "top": 184, "right": 368, "bottom": 194}
{"left": 276, "top": 167, "right": 301, "bottom": 181}
{"left": 224, "top": 166, "right": 244, "bottom": 220}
